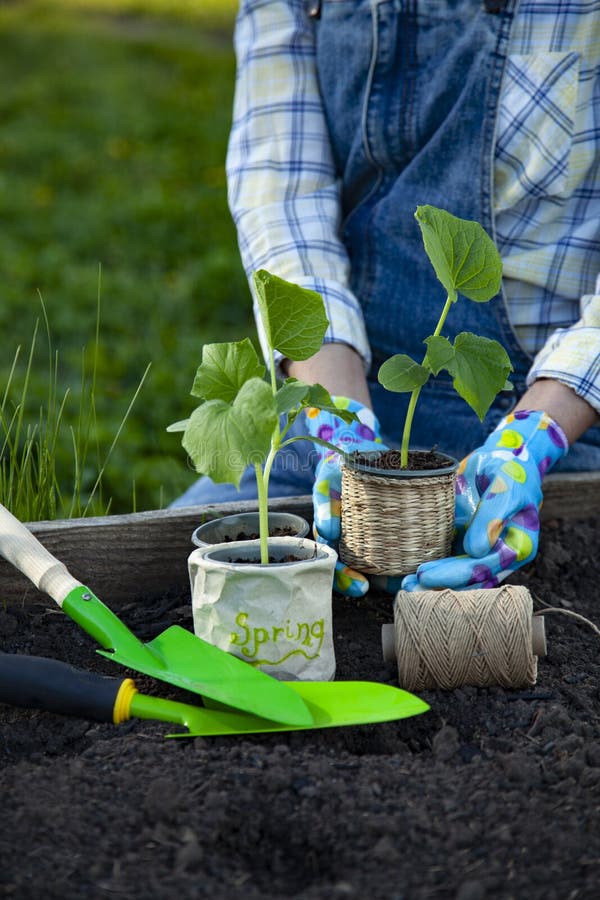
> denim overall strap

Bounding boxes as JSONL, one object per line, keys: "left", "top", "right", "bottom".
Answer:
{"left": 314, "top": 0, "right": 537, "bottom": 459}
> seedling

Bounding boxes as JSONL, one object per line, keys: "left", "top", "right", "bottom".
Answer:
{"left": 378, "top": 205, "right": 513, "bottom": 467}
{"left": 168, "top": 270, "right": 354, "bottom": 564}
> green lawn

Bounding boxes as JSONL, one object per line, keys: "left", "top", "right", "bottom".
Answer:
{"left": 0, "top": 0, "right": 254, "bottom": 515}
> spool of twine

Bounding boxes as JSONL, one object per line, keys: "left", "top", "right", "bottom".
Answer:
{"left": 390, "top": 585, "right": 539, "bottom": 691}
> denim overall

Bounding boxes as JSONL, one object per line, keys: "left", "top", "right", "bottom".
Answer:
{"left": 173, "top": 0, "right": 599, "bottom": 508}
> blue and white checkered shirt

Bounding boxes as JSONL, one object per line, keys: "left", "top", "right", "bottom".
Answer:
{"left": 227, "top": 0, "right": 600, "bottom": 412}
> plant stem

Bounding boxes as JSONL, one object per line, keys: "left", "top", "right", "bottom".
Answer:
{"left": 268, "top": 344, "right": 278, "bottom": 397}
{"left": 256, "top": 343, "right": 283, "bottom": 563}
{"left": 281, "top": 434, "right": 340, "bottom": 457}
{"left": 400, "top": 294, "right": 453, "bottom": 468}
{"left": 433, "top": 295, "right": 453, "bottom": 337}
{"left": 254, "top": 461, "right": 270, "bottom": 564}
{"left": 400, "top": 388, "right": 421, "bottom": 468}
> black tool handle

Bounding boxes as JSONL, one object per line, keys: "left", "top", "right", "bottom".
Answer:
{"left": 0, "top": 652, "right": 126, "bottom": 723}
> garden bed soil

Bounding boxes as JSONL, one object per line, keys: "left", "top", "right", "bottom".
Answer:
{"left": 1, "top": 515, "right": 599, "bottom": 899}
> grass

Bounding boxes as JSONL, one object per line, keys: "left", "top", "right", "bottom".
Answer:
{"left": 46, "top": 0, "right": 238, "bottom": 27}
{"left": 0, "top": 0, "right": 252, "bottom": 516}
{"left": 1, "top": 282, "right": 151, "bottom": 521}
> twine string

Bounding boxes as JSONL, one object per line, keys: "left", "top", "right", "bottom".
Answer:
{"left": 394, "top": 586, "right": 537, "bottom": 691}
{"left": 532, "top": 595, "right": 600, "bottom": 639}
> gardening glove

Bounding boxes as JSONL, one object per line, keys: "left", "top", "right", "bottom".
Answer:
{"left": 401, "top": 409, "right": 569, "bottom": 591}
{"left": 305, "top": 397, "right": 386, "bottom": 597}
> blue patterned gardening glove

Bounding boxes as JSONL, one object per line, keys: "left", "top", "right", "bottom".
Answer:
{"left": 401, "top": 409, "right": 569, "bottom": 591}
{"left": 305, "top": 397, "right": 385, "bottom": 597}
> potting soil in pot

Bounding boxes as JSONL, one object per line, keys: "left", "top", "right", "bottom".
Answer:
{"left": 1, "top": 516, "right": 599, "bottom": 900}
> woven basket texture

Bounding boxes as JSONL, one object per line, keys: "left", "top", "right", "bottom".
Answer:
{"left": 339, "top": 465, "right": 456, "bottom": 575}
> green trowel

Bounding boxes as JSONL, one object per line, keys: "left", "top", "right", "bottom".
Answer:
{"left": 0, "top": 652, "right": 429, "bottom": 737}
{"left": 0, "top": 504, "right": 312, "bottom": 726}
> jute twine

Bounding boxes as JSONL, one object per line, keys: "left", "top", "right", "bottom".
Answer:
{"left": 339, "top": 465, "right": 456, "bottom": 575}
{"left": 393, "top": 585, "right": 538, "bottom": 691}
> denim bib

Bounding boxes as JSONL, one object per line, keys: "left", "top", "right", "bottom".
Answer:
{"left": 313, "top": 0, "right": 600, "bottom": 464}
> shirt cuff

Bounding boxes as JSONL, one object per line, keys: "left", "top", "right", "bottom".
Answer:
{"left": 526, "top": 288, "right": 600, "bottom": 413}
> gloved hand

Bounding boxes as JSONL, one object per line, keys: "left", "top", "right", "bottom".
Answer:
{"left": 306, "top": 397, "right": 385, "bottom": 597}
{"left": 402, "top": 409, "right": 569, "bottom": 591}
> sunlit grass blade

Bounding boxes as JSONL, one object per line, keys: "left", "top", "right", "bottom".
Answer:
{"left": 0, "top": 288, "right": 148, "bottom": 522}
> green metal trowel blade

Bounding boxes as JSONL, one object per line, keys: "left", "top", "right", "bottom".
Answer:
{"left": 62, "top": 588, "right": 313, "bottom": 727}
{"left": 130, "top": 680, "right": 429, "bottom": 738}
{"left": 202, "top": 680, "right": 429, "bottom": 733}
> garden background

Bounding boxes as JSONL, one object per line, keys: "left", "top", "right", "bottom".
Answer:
{"left": 0, "top": 0, "right": 251, "bottom": 518}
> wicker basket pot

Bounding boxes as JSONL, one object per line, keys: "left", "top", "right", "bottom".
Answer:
{"left": 339, "top": 450, "right": 459, "bottom": 577}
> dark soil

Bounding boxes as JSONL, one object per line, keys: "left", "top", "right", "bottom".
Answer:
{"left": 230, "top": 555, "right": 306, "bottom": 564}
{"left": 1, "top": 516, "right": 599, "bottom": 900}
{"left": 353, "top": 449, "right": 456, "bottom": 471}
{"left": 224, "top": 526, "right": 299, "bottom": 541}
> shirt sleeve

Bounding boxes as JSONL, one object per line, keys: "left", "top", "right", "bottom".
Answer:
{"left": 526, "top": 277, "right": 600, "bottom": 414}
{"left": 226, "top": 0, "right": 371, "bottom": 371}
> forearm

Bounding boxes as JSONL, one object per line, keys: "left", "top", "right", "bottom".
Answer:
{"left": 285, "top": 343, "right": 372, "bottom": 409}
{"left": 521, "top": 290, "right": 600, "bottom": 436}
{"left": 514, "top": 378, "right": 599, "bottom": 444}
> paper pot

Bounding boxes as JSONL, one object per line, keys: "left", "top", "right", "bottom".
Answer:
{"left": 188, "top": 537, "right": 338, "bottom": 681}
{"left": 191, "top": 511, "right": 309, "bottom": 548}
{"left": 339, "top": 450, "right": 459, "bottom": 577}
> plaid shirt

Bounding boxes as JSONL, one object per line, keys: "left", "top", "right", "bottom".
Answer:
{"left": 227, "top": 0, "right": 600, "bottom": 412}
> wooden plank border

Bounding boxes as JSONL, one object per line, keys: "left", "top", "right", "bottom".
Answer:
{"left": 0, "top": 472, "right": 597, "bottom": 607}
{"left": 0, "top": 496, "right": 313, "bottom": 607}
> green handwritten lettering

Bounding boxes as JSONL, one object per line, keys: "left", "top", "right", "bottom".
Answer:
{"left": 228, "top": 610, "right": 326, "bottom": 662}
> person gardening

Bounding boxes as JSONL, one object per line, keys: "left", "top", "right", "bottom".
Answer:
{"left": 174, "top": 0, "right": 600, "bottom": 595}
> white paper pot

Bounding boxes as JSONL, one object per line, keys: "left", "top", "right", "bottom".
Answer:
{"left": 188, "top": 537, "right": 338, "bottom": 681}
{"left": 191, "top": 512, "right": 309, "bottom": 548}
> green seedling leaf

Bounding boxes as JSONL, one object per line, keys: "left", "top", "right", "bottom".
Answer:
{"left": 303, "top": 382, "right": 334, "bottom": 409}
{"left": 166, "top": 418, "right": 189, "bottom": 433}
{"left": 252, "top": 270, "right": 329, "bottom": 361}
{"left": 309, "top": 435, "right": 352, "bottom": 458}
{"left": 275, "top": 378, "right": 312, "bottom": 416}
{"left": 415, "top": 205, "right": 502, "bottom": 303}
{"left": 446, "top": 332, "right": 513, "bottom": 420}
{"left": 423, "top": 335, "right": 455, "bottom": 375}
{"left": 276, "top": 379, "right": 359, "bottom": 429}
{"left": 303, "top": 384, "right": 358, "bottom": 424}
{"left": 191, "top": 338, "right": 265, "bottom": 403}
{"left": 182, "top": 378, "right": 278, "bottom": 487}
{"left": 377, "top": 354, "right": 430, "bottom": 394}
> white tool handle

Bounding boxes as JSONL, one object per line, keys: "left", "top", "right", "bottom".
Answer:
{"left": 0, "top": 504, "right": 82, "bottom": 605}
